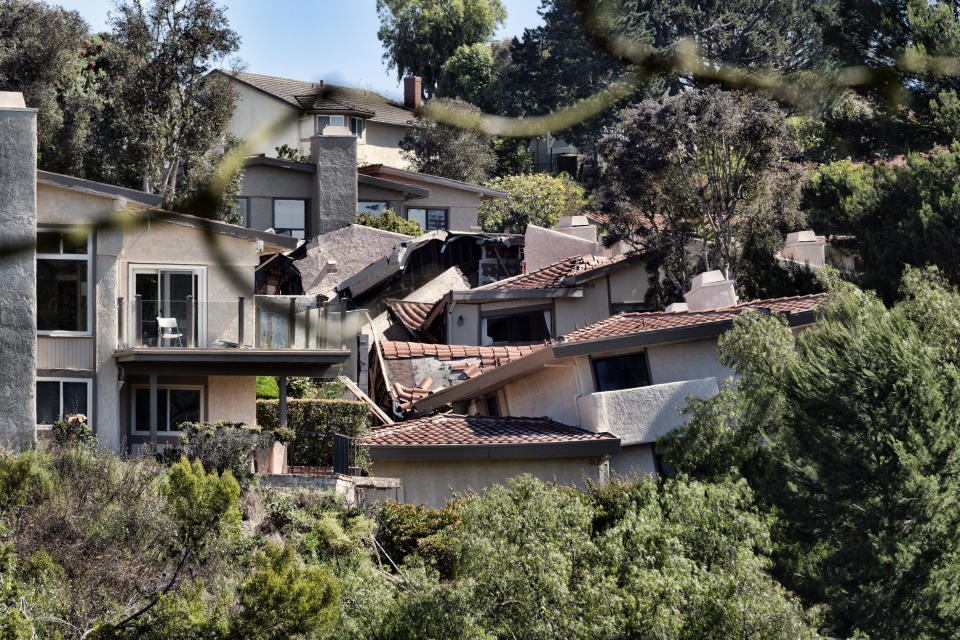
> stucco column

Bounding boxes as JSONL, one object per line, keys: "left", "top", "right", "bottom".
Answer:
{"left": 310, "top": 130, "right": 358, "bottom": 235}
{"left": 149, "top": 374, "right": 158, "bottom": 446}
{"left": 0, "top": 92, "right": 37, "bottom": 449}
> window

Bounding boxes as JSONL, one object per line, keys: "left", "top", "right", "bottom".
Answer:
{"left": 133, "top": 385, "right": 203, "bottom": 433}
{"left": 610, "top": 302, "right": 651, "bottom": 314}
{"left": 406, "top": 207, "right": 447, "bottom": 231}
{"left": 37, "top": 229, "right": 91, "bottom": 334}
{"left": 316, "top": 115, "right": 345, "bottom": 132}
{"left": 273, "top": 199, "right": 307, "bottom": 239}
{"left": 233, "top": 197, "right": 249, "bottom": 227}
{"left": 358, "top": 201, "right": 389, "bottom": 216}
{"left": 36, "top": 378, "right": 90, "bottom": 427}
{"left": 130, "top": 266, "right": 205, "bottom": 347}
{"left": 482, "top": 309, "right": 551, "bottom": 345}
{"left": 350, "top": 117, "right": 365, "bottom": 139}
{"left": 485, "top": 395, "right": 501, "bottom": 417}
{"left": 592, "top": 352, "right": 651, "bottom": 392}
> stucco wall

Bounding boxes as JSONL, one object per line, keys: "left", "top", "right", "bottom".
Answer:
{"left": 0, "top": 104, "right": 37, "bottom": 448}
{"left": 239, "top": 164, "right": 312, "bottom": 232}
{"left": 358, "top": 122, "right": 410, "bottom": 169}
{"left": 312, "top": 134, "right": 359, "bottom": 234}
{"left": 229, "top": 83, "right": 301, "bottom": 157}
{"left": 524, "top": 224, "right": 598, "bottom": 273}
{"left": 555, "top": 281, "right": 609, "bottom": 336}
{"left": 503, "top": 364, "right": 582, "bottom": 426}
{"left": 607, "top": 264, "right": 650, "bottom": 304}
{"left": 372, "top": 455, "right": 608, "bottom": 508}
{"left": 609, "top": 443, "right": 657, "bottom": 477}
{"left": 646, "top": 338, "right": 731, "bottom": 385}
{"left": 207, "top": 375, "right": 257, "bottom": 425}
{"left": 400, "top": 181, "right": 484, "bottom": 231}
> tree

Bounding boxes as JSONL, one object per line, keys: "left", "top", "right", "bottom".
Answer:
{"left": 661, "top": 267, "right": 960, "bottom": 639}
{"left": 491, "top": 137, "right": 533, "bottom": 176}
{"left": 596, "top": 87, "right": 803, "bottom": 300}
{"left": 0, "top": 0, "right": 95, "bottom": 173}
{"left": 478, "top": 172, "right": 585, "bottom": 233}
{"left": 500, "top": 0, "right": 830, "bottom": 153}
{"left": 354, "top": 209, "right": 423, "bottom": 236}
{"left": 376, "top": 0, "right": 506, "bottom": 98}
{"left": 437, "top": 43, "right": 496, "bottom": 108}
{"left": 400, "top": 98, "right": 496, "bottom": 183}
{"left": 89, "top": 0, "right": 239, "bottom": 208}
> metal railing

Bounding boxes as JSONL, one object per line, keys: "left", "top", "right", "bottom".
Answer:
{"left": 286, "top": 431, "right": 368, "bottom": 476}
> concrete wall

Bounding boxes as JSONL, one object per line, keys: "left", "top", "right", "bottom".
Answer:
{"left": 228, "top": 82, "right": 301, "bottom": 157}
{"left": 502, "top": 363, "right": 582, "bottom": 427}
{"left": 610, "top": 443, "right": 657, "bottom": 477}
{"left": 358, "top": 122, "right": 409, "bottom": 168}
{"left": 523, "top": 224, "right": 599, "bottom": 273}
{"left": 208, "top": 375, "right": 257, "bottom": 425}
{"left": 607, "top": 264, "right": 650, "bottom": 305}
{"left": 372, "top": 455, "right": 608, "bottom": 509}
{"left": 0, "top": 99, "right": 37, "bottom": 448}
{"left": 400, "top": 181, "right": 485, "bottom": 231}
{"left": 555, "top": 281, "right": 610, "bottom": 336}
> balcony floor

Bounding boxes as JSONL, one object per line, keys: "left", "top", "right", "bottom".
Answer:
{"left": 114, "top": 347, "right": 351, "bottom": 376}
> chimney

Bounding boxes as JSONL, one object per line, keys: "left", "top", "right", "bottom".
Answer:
{"left": 555, "top": 215, "right": 597, "bottom": 243}
{"left": 684, "top": 270, "right": 737, "bottom": 312}
{"left": 780, "top": 229, "right": 825, "bottom": 267}
{"left": 404, "top": 76, "right": 422, "bottom": 110}
{"left": 0, "top": 92, "right": 38, "bottom": 448}
{"left": 310, "top": 124, "right": 358, "bottom": 236}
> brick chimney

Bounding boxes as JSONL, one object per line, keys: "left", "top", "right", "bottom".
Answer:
{"left": 0, "top": 92, "right": 38, "bottom": 448}
{"left": 404, "top": 76, "right": 422, "bottom": 110}
{"left": 684, "top": 270, "right": 737, "bottom": 312}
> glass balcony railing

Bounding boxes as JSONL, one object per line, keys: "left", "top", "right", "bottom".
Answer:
{"left": 116, "top": 296, "right": 346, "bottom": 350}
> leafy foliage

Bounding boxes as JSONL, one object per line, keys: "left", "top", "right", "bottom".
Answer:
{"left": 376, "top": 0, "right": 506, "bottom": 97}
{"left": 177, "top": 421, "right": 265, "bottom": 482}
{"left": 256, "top": 398, "right": 370, "bottom": 467}
{"left": 478, "top": 172, "right": 586, "bottom": 233}
{"left": 437, "top": 42, "right": 496, "bottom": 108}
{"left": 354, "top": 209, "right": 423, "bottom": 236}
{"left": 400, "top": 98, "right": 497, "bottom": 183}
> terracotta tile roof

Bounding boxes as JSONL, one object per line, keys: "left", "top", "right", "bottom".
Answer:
{"left": 482, "top": 253, "right": 630, "bottom": 291}
{"left": 559, "top": 293, "right": 829, "bottom": 343}
{"left": 363, "top": 414, "right": 617, "bottom": 446}
{"left": 223, "top": 70, "right": 414, "bottom": 126}
{"left": 387, "top": 300, "right": 435, "bottom": 334}
{"left": 381, "top": 341, "right": 544, "bottom": 367}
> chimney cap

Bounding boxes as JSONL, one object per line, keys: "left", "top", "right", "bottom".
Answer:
{"left": 785, "top": 230, "right": 818, "bottom": 245}
{"left": 0, "top": 92, "right": 27, "bottom": 109}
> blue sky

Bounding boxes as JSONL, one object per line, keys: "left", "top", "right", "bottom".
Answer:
{"left": 53, "top": 0, "right": 544, "bottom": 100}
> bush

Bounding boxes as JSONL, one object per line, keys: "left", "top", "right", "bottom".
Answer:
{"left": 51, "top": 414, "right": 96, "bottom": 448}
{"left": 375, "top": 501, "right": 461, "bottom": 577}
{"left": 478, "top": 172, "right": 586, "bottom": 233}
{"left": 354, "top": 209, "right": 422, "bottom": 236}
{"left": 256, "top": 399, "right": 370, "bottom": 467}
{"left": 256, "top": 376, "right": 278, "bottom": 399}
{"left": 177, "top": 421, "right": 265, "bottom": 482}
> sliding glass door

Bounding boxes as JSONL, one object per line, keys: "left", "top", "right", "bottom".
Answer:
{"left": 131, "top": 267, "right": 205, "bottom": 347}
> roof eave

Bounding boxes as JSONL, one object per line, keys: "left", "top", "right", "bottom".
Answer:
{"left": 367, "top": 438, "right": 620, "bottom": 460}
{"left": 452, "top": 288, "right": 583, "bottom": 301}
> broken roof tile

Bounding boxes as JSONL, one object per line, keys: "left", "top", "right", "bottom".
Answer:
{"left": 364, "top": 414, "right": 618, "bottom": 447}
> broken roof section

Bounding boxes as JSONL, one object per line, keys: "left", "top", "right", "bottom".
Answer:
{"left": 295, "top": 224, "right": 414, "bottom": 297}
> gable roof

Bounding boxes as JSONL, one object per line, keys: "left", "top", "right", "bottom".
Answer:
{"left": 219, "top": 70, "right": 414, "bottom": 126}
{"left": 37, "top": 170, "right": 162, "bottom": 208}
{"left": 359, "top": 164, "right": 506, "bottom": 199}
{"left": 363, "top": 414, "right": 619, "bottom": 459}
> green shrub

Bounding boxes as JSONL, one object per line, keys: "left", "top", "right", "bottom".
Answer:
{"left": 51, "top": 414, "right": 96, "bottom": 448}
{"left": 256, "top": 376, "right": 278, "bottom": 399}
{"left": 256, "top": 399, "right": 370, "bottom": 467}
{"left": 354, "top": 209, "right": 422, "bottom": 236}
{"left": 177, "top": 422, "right": 265, "bottom": 482}
{"left": 376, "top": 500, "right": 462, "bottom": 577}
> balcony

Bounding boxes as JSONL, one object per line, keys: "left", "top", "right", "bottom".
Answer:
{"left": 577, "top": 377, "right": 720, "bottom": 444}
{"left": 113, "top": 295, "right": 351, "bottom": 377}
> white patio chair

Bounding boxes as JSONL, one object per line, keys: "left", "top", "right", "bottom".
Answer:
{"left": 156, "top": 317, "right": 183, "bottom": 347}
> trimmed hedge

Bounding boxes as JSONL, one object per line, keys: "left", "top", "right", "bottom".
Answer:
{"left": 256, "top": 399, "right": 370, "bottom": 467}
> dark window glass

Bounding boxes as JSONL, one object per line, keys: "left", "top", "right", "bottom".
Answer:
{"left": 406, "top": 208, "right": 447, "bottom": 231}
{"left": 592, "top": 352, "right": 651, "bottom": 392}
{"left": 135, "top": 388, "right": 171, "bottom": 431}
{"left": 610, "top": 302, "right": 652, "bottom": 314}
{"left": 350, "top": 117, "right": 365, "bottom": 138}
{"left": 485, "top": 395, "right": 500, "bottom": 417}
{"left": 36, "top": 232, "right": 60, "bottom": 253}
{"left": 234, "top": 198, "right": 248, "bottom": 226}
{"left": 485, "top": 311, "right": 551, "bottom": 344}
{"left": 62, "top": 382, "right": 88, "bottom": 416}
{"left": 62, "top": 233, "right": 87, "bottom": 254}
{"left": 36, "top": 381, "right": 59, "bottom": 424}
{"left": 169, "top": 389, "right": 201, "bottom": 431}
{"left": 274, "top": 199, "right": 306, "bottom": 239}
{"left": 37, "top": 260, "right": 88, "bottom": 331}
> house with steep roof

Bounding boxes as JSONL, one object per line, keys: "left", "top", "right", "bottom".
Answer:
{"left": 362, "top": 414, "right": 620, "bottom": 508}
{"left": 404, "top": 276, "right": 828, "bottom": 476}
{"left": 216, "top": 70, "right": 421, "bottom": 169}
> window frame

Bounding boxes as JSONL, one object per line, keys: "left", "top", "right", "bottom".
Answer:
{"left": 131, "top": 383, "right": 204, "bottom": 435}
{"left": 405, "top": 207, "right": 448, "bottom": 231}
{"left": 590, "top": 351, "right": 653, "bottom": 393}
{"left": 272, "top": 198, "right": 308, "bottom": 239}
{"left": 350, "top": 116, "right": 365, "bottom": 140}
{"left": 233, "top": 197, "right": 249, "bottom": 227}
{"left": 316, "top": 115, "right": 345, "bottom": 132}
{"left": 36, "top": 228, "right": 93, "bottom": 337}
{"left": 480, "top": 303, "right": 554, "bottom": 346}
{"left": 127, "top": 264, "right": 208, "bottom": 348}
{"left": 36, "top": 377, "right": 92, "bottom": 429}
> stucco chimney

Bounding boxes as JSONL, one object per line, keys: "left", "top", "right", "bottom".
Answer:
{"left": 0, "top": 91, "right": 38, "bottom": 448}
{"left": 404, "top": 76, "right": 422, "bottom": 110}
{"left": 780, "top": 229, "right": 825, "bottom": 267}
{"left": 310, "top": 125, "right": 358, "bottom": 236}
{"left": 684, "top": 270, "right": 737, "bottom": 311}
